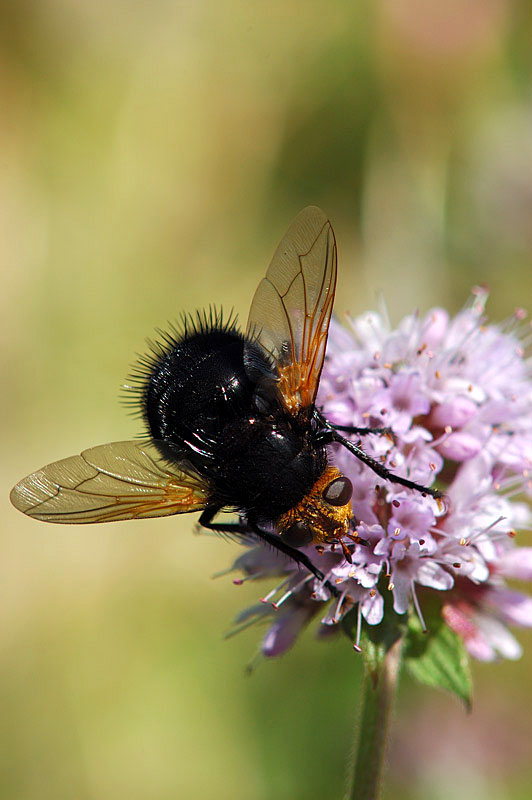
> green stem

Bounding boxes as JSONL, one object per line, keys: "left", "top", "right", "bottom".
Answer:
{"left": 346, "top": 638, "right": 402, "bottom": 800}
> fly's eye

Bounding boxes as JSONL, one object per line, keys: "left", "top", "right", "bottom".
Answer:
{"left": 282, "top": 520, "right": 313, "bottom": 548}
{"left": 323, "top": 476, "right": 353, "bottom": 507}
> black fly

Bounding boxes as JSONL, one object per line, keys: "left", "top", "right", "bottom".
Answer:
{"left": 10, "top": 207, "right": 441, "bottom": 588}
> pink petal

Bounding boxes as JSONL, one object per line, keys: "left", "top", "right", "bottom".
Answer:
{"left": 443, "top": 605, "right": 495, "bottom": 661}
{"left": 465, "top": 633, "right": 497, "bottom": 662}
{"left": 430, "top": 397, "right": 478, "bottom": 429}
{"left": 438, "top": 431, "right": 482, "bottom": 461}
{"left": 497, "top": 547, "right": 532, "bottom": 581}
{"left": 476, "top": 616, "right": 523, "bottom": 660}
{"left": 361, "top": 591, "right": 384, "bottom": 625}
{"left": 262, "top": 607, "right": 312, "bottom": 657}
{"left": 486, "top": 588, "right": 532, "bottom": 627}
{"left": 422, "top": 308, "right": 450, "bottom": 348}
{"left": 416, "top": 561, "right": 454, "bottom": 591}
{"left": 391, "top": 572, "right": 410, "bottom": 614}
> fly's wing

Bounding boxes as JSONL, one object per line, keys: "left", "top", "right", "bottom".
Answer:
{"left": 10, "top": 440, "right": 210, "bottom": 524}
{"left": 246, "top": 206, "right": 337, "bottom": 416}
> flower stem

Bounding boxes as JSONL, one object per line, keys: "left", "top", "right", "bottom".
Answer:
{"left": 346, "top": 638, "right": 402, "bottom": 800}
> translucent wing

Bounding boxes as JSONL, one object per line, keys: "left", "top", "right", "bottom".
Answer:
{"left": 246, "top": 206, "right": 337, "bottom": 415}
{"left": 10, "top": 440, "right": 210, "bottom": 524}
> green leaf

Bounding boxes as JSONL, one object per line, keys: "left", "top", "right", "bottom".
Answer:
{"left": 404, "top": 603, "right": 472, "bottom": 710}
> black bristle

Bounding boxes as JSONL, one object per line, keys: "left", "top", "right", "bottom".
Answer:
{"left": 121, "top": 307, "right": 240, "bottom": 437}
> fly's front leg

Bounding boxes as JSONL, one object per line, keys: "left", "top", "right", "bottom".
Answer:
{"left": 331, "top": 423, "right": 394, "bottom": 440}
{"left": 316, "top": 429, "right": 443, "bottom": 501}
{"left": 198, "top": 507, "right": 339, "bottom": 596}
{"left": 313, "top": 409, "right": 393, "bottom": 440}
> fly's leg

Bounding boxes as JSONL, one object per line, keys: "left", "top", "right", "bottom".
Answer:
{"left": 316, "top": 429, "right": 443, "bottom": 501}
{"left": 331, "top": 423, "right": 394, "bottom": 439}
{"left": 198, "top": 507, "right": 339, "bottom": 596}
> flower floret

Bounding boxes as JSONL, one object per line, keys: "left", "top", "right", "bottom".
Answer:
{"left": 229, "top": 292, "right": 532, "bottom": 661}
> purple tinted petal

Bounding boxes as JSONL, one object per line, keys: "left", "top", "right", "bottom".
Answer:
{"left": 392, "top": 541, "right": 408, "bottom": 560}
{"left": 327, "top": 318, "right": 356, "bottom": 352}
{"left": 391, "top": 572, "right": 410, "bottom": 614}
{"left": 262, "top": 607, "right": 312, "bottom": 657}
{"left": 421, "top": 308, "right": 450, "bottom": 348}
{"left": 373, "top": 538, "right": 392, "bottom": 557}
{"left": 387, "top": 495, "right": 436, "bottom": 540}
{"left": 486, "top": 588, "right": 532, "bottom": 627}
{"left": 430, "top": 397, "right": 478, "bottom": 429}
{"left": 389, "top": 373, "right": 431, "bottom": 417}
{"left": 441, "top": 376, "right": 486, "bottom": 404}
{"left": 350, "top": 311, "right": 389, "bottom": 352}
{"left": 443, "top": 604, "right": 498, "bottom": 661}
{"left": 464, "top": 551, "right": 490, "bottom": 583}
{"left": 497, "top": 548, "right": 532, "bottom": 581}
{"left": 438, "top": 431, "right": 482, "bottom": 462}
{"left": 416, "top": 561, "right": 454, "bottom": 591}
{"left": 361, "top": 591, "right": 384, "bottom": 625}
{"left": 231, "top": 293, "right": 532, "bottom": 662}
{"left": 464, "top": 633, "right": 497, "bottom": 662}
{"left": 476, "top": 616, "right": 523, "bottom": 660}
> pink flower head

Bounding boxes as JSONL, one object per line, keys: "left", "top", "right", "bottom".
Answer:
{"left": 228, "top": 291, "right": 532, "bottom": 661}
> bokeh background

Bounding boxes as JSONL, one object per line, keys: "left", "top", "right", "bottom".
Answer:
{"left": 2, "top": 2, "right": 532, "bottom": 798}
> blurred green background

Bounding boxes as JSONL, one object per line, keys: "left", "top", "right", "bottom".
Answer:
{"left": 2, "top": 2, "right": 532, "bottom": 798}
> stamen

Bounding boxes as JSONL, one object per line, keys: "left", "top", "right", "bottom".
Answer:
{"left": 314, "top": 569, "right": 335, "bottom": 598}
{"left": 272, "top": 574, "right": 313, "bottom": 609}
{"left": 245, "top": 652, "right": 263, "bottom": 675}
{"left": 411, "top": 580, "right": 427, "bottom": 632}
{"left": 492, "top": 470, "right": 529, "bottom": 495}
{"left": 466, "top": 515, "right": 506, "bottom": 544}
{"left": 332, "top": 590, "right": 348, "bottom": 623}
{"left": 231, "top": 572, "right": 268, "bottom": 586}
{"left": 260, "top": 577, "right": 291, "bottom": 604}
{"left": 211, "top": 566, "right": 236, "bottom": 579}
{"left": 501, "top": 484, "right": 530, "bottom": 501}
{"left": 225, "top": 617, "right": 265, "bottom": 640}
{"left": 352, "top": 602, "right": 363, "bottom": 652}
